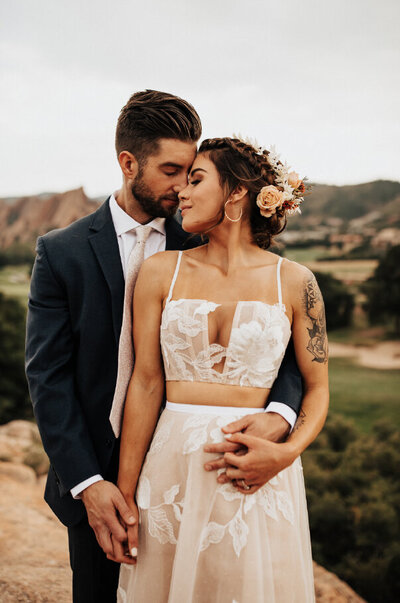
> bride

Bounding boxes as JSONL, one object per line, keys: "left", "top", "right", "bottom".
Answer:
{"left": 116, "top": 137, "right": 329, "bottom": 602}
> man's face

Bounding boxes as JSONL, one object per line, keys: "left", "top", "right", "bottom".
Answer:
{"left": 131, "top": 139, "right": 197, "bottom": 218}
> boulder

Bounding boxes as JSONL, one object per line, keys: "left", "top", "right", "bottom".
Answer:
{"left": 0, "top": 420, "right": 49, "bottom": 475}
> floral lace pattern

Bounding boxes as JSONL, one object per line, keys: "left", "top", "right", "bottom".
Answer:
{"left": 138, "top": 411, "right": 296, "bottom": 559}
{"left": 160, "top": 299, "right": 291, "bottom": 388}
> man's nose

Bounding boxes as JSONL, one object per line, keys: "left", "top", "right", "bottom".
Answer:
{"left": 173, "top": 173, "right": 190, "bottom": 193}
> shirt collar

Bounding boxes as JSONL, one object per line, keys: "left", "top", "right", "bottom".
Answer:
{"left": 109, "top": 193, "right": 166, "bottom": 237}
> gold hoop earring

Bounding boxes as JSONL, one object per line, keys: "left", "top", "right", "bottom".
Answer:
{"left": 224, "top": 200, "right": 242, "bottom": 223}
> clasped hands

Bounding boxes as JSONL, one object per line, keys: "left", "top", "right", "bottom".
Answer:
{"left": 204, "top": 411, "right": 295, "bottom": 494}
{"left": 83, "top": 413, "right": 295, "bottom": 563}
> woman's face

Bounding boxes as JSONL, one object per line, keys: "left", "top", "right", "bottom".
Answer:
{"left": 178, "top": 153, "right": 226, "bottom": 233}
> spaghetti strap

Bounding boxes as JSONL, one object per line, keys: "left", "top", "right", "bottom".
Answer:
{"left": 277, "top": 257, "right": 283, "bottom": 305}
{"left": 166, "top": 251, "right": 183, "bottom": 304}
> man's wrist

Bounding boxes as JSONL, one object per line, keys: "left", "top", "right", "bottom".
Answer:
{"left": 265, "top": 402, "right": 296, "bottom": 430}
{"left": 70, "top": 475, "right": 104, "bottom": 499}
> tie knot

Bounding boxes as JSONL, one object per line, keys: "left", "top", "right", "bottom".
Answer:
{"left": 136, "top": 225, "right": 152, "bottom": 244}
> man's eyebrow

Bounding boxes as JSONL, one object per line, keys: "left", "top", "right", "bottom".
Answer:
{"left": 190, "top": 168, "right": 207, "bottom": 176}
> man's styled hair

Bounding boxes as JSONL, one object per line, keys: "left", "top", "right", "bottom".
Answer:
{"left": 115, "top": 90, "right": 202, "bottom": 164}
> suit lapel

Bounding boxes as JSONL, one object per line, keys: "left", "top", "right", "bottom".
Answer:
{"left": 88, "top": 199, "right": 124, "bottom": 344}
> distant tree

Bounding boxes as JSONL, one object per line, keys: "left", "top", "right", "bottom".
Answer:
{"left": 314, "top": 272, "right": 355, "bottom": 330}
{"left": 303, "top": 414, "right": 400, "bottom": 602}
{"left": 362, "top": 245, "right": 400, "bottom": 334}
{"left": 0, "top": 292, "right": 32, "bottom": 423}
{"left": 0, "top": 244, "right": 35, "bottom": 268}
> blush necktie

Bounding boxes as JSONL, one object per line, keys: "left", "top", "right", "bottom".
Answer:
{"left": 109, "top": 225, "right": 152, "bottom": 437}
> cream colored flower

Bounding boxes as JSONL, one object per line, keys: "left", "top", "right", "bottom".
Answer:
{"left": 288, "top": 171, "right": 302, "bottom": 189}
{"left": 256, "top": 185, "right": 284, "bottom": 218}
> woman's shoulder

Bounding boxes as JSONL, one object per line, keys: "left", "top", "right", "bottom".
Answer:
{"left": 137, "top": 251, "right": 183, "bottom": 299}
{"left": 279, "top": 257, "right": 318, "bottom": 306}
{"left": 281, "top": 256, "right": 314, "bottom": 283}
{"left": 141, "top": 250, "right": 182, "bottom": 279}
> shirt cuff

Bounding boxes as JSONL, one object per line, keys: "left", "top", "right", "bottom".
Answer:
{"left": 265, "top": 402, "right": 297, "bottom": 429}
{"left": 70, "top": 475, "right": 104, "bottom": 499}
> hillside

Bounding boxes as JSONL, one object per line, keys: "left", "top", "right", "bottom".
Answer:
{"left": 0, "top": 188, "right": 101, "bottom": 249}
{"left": 290, "top": 180, "right": 400, "bottom": 231}
{"left": 1, "top": 180, "right": 400, "bottom": 250}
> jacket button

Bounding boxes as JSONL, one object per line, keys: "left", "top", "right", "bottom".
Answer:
{"left": 105, "top": 439, "right": 113, "bottom": 447}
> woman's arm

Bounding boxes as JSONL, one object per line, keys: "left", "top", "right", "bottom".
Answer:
{"left": 286, "top": 267, "right": 329, "bottom": 450}
{"left": 117, "top": 253, "right": 169, "bottom": 512}
{"left": 221, "top": 264, "right": 329, "bottom": 492}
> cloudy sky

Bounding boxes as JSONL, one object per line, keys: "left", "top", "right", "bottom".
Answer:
{"left": 1, "top": 0, "right": 399, "bottom": 198}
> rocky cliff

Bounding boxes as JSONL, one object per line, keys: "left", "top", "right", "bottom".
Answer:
{"left": 0, "top": 188, "right": 100, "bottom": 249}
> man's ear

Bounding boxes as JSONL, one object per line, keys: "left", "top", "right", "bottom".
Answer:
{"left": 118, "top": 151, "right": 140, "bottom": 180}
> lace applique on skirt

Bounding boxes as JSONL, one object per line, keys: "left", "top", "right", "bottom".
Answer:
{"left": 118, "top": 407, "right": 315, "bottom": 603}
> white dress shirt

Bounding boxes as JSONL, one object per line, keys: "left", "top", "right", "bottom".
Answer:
{"left": 71, "top": 194, "right": 295, "bottom": 499}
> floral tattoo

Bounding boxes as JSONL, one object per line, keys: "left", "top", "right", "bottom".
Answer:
{"left": 293, "top": 409, "right": 306, "bottom": 432}
{"left": 303, "top": 276, "right": 328, "bottom": 364}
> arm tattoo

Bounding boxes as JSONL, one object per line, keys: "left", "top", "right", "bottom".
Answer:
{"left": 303, "top": 276, "right": 328, "bottom": 364}
{"left": 293, "top": 409, "right": 306, "bottom": 432}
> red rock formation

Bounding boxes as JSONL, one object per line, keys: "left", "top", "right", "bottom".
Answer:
{"left": 0, "top": 188, "right": 101, "bottom": 249}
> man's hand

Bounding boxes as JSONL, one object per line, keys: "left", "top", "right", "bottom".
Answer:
{"left": 204, "top": 412, "right": 291, "bottom": 482}
{"left": 218, "top": 432, "right": 296, "bottom": 494}
{"left": 81, "top": 480, "right": 136, "bottom": 564}
{"left": 224, "top": 412, "right": 291, "bottom": 442}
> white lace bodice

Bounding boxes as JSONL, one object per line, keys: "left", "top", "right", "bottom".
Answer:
{"left": 160, "top": 252, "right": 292, "bottom": 389}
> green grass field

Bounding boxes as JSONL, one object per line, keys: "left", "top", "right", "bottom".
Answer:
{"left": 328, "top": 357, "right": 400, "bottom": 433}
{"left": 285, "top": 247, "right": 377, "bottom": 283}
{"left": 284, "top": 246, "right": 327, "bottom": 264}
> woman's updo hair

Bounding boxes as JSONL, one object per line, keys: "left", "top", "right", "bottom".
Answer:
{"left": 198, "top": 137, "right": 287, "bottom": 249}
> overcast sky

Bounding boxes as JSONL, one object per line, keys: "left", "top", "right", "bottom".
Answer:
{"left": 1, "top": 0, "right": 399, "bottom": 198}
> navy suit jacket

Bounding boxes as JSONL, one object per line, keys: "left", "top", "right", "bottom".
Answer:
{"left": 25, "top": 198, "right": 302, "bottom": 527}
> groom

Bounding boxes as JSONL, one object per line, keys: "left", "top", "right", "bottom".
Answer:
{"left": 25, "top": 90, "right": 302, "bottom": 603}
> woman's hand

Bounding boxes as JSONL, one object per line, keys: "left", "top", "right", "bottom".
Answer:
{"left": 219, "top": 432, "right": 297, "bottom": 494}
{"left": 126, "top": 500, "right": 140, "bottom": 561}
{"left": 203, "top": 412, "right": 291, "bottom": 487}
{"left": 107, "top": 498, "right": 139, "bottom": 564}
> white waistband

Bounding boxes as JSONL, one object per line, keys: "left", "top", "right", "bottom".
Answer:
{"left": 165, "top": 401, "right": 265, "bottom": 416}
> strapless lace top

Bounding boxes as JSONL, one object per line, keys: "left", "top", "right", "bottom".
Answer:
{"left": 160, "top": 253, "right": 292, "bottom": 389}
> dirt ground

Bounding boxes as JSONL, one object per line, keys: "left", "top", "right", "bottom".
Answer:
{"left": 329, "top": 340, "right": 400, "bottom": 370}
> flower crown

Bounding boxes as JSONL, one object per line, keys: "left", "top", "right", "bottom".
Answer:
{"left": 237, "top": 137, "right": 307, "bottom": 219}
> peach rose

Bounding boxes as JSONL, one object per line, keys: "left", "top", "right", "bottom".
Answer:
{"left": 256, "top": 185, "right": 284, "bottom": 218}
{"left": 287, "top": 171, "right": 302, "bottom": 189}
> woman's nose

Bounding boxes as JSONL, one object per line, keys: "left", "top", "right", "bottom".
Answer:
{"left": 178, "top": 185, "right": 190, "bottom": 201}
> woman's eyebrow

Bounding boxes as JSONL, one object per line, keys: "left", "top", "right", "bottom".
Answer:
{"left": 190, "top": 168, "right": 207, "bottom": 176}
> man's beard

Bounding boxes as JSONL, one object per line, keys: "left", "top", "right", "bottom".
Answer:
{"left": 131, "top": 173, "right": 179, "bottom": 219}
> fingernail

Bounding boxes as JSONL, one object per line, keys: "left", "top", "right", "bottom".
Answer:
{"left": 204, "top": 447, "right": 210, "bottom": 452}
{"left": 128, "top": 516, "right": 135, "bottom": 524}
{"left": 204, "top": 464, "right": 212, "bottom": 471}
{"left": 130, "top": 547, "right": 138, "bottom": 557}
{"left": 224, "top": 434, "right": 232, "bottom": 439}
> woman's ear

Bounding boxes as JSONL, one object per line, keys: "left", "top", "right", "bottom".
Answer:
{"left": 118, "top": 151, "right": 140, "bottom": 180}
{"left": 229, "top": 185, "right": 249, "bottom": 204}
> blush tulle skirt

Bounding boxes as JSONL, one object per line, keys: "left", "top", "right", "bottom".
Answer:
{"left": 117, "top": 402, "right": 315, "bottom": 602}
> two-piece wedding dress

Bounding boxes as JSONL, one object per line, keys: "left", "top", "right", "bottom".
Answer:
{"left": 118, "top": 252, "right": 315, "bottom": 602}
